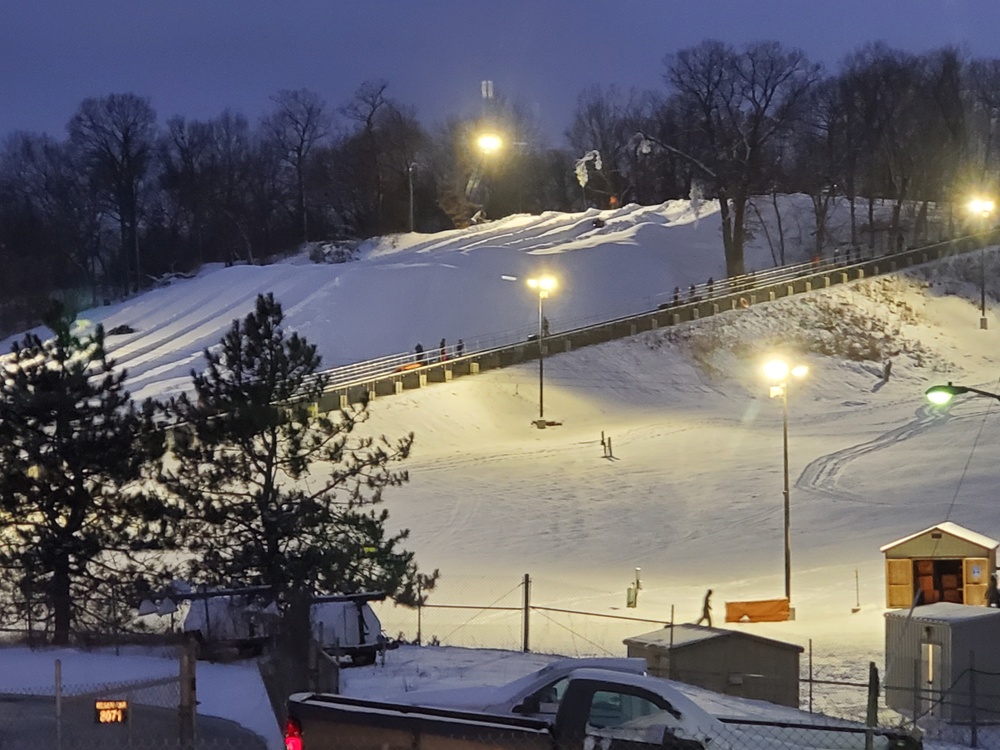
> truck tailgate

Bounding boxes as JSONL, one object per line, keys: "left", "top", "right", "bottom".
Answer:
{"left": 288, "top": 692, "right": 553, "bottom": 750}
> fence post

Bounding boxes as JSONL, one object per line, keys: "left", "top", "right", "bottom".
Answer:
{"left": 522, "top": 573, "right": 531, "bottom": 653}
{"left": 970, "top": 649, "right": 978, "bottom": 748}
{"left": 808, "top": 639, "right": 813, "bottom": 713}
{"left": 180, "top": 636, "right": 197, "bottom": 746}
{"left": 668, "top": 606, "right": 674, "bottom": 680}
{"left": 865, "top": 661, "right": 879, "bottom": 750}
{"left": 912, "top": 659, "right": 920, "bottom": 729}
{"left": 55, "top": 658, "right": 62, "bottom": 750}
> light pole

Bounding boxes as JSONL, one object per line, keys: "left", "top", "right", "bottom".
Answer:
{"left": 527, "top": 275, "right": 557, "bottom": 423}
{"left": 763, "top": 358, "right": 809, "bottom": 602}
{"left": 967, "top": 197, "right": 994, "bottom": 330}
{"left": 408, "top": 162, "right": 418, "bottom": 233}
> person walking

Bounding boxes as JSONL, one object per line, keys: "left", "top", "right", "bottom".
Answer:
{"left": 438, "top": 338, "right": 447, "bottom": 362}
{"left": 672, "top": 286, "right": 681, "bottom": 306}
{"left": 456, "top": 339, "right": 465, "bottom": 357}
{"left": 695, "top": 589, "right": 713, "bottom": 626}
{"left": 414, "top": 343, "right": 424, "bottom": 363}
{"left": 988, "top": 575, "right": 1000, "bottom": 608}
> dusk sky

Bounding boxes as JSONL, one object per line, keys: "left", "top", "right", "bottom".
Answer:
{"left": 5, "top": 1, "right": 1000, "bottom": 146}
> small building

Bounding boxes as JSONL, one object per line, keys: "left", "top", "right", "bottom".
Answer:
{"left": 885, "top": 602, "right": 1000, "bottom": 723}
{"left": 880, "top": 522, "right": 998, "bottom": 608}
{"left": 623, "top": 624, "right": 803, "bottom": 707}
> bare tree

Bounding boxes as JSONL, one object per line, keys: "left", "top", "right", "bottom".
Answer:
{"left": 968, "top": 58, "right": 1000, "bottom": 186}
{"left": 666, "top": 40, "right": 820, "bottom": 276}
{"left": 340, "top": 80, "right": 390, "bottom": 231}
{"left": 68, "top": 93, "right": 157, "bottom": 294}
{"left": 263, "top": 89, "right": 331, "bottom": 243}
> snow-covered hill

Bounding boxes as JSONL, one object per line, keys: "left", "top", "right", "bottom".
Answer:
{"left": 4, "top": 195, "right": 1000, "bottom": 727}
{"left": 2, "top": 195, "right": 908, "bottom": 403}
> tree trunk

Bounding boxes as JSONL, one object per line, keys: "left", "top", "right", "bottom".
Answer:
{"left": 718, "top": 192, "right": 744, "bottom": 278}
{"left": 51, "top": 562, "right": 72, "bottom": 645}
{"left": 730, "top": 195, "right": 747, "bottom": 277}
{"left": 297, "top": 165, "right": 308, "bottom": 243}
{"left": 868, "top": 197, "right": 876, "bottom": 251}
{"left": 847, "top": 178, "right": 858, "bottom": 247}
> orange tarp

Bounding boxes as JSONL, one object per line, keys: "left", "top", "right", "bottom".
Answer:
{"left": 725, "top": 598, "right": 791, "bottom": 623}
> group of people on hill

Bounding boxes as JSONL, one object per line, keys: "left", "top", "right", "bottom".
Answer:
{"left": 414, "top": 338, "right": 464, "bottom": 364}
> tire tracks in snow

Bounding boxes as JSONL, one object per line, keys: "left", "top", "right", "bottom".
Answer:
{"left": 796, "top": 404, "right": 946, "bottom": 503}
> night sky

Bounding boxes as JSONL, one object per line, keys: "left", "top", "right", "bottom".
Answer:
{"left": 4, "top": 0, "right": 1000, "bottom": 145}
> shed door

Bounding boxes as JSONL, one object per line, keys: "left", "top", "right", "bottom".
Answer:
{"left": 964, "top": 557, "right": 989, "bottom": 605}
{"left": 886, "top": 559, "right": 914, "bottom": 608}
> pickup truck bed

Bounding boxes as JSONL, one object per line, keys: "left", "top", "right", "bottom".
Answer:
{"left": 288, "top": 692, "right": 552, "bottom": 750}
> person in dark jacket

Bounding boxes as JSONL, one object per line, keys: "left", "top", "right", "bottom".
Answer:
{"left": 438, "top": 338, "right": 447, "bottom": 362}
{"left": 414, "top": 343, "right": 424, "bottom": 363}
{"left": 695, "top": 589, "right": 713, "bottom": 626}
{"left": 988, "top": 575, "right": 1000, "bottom": 608}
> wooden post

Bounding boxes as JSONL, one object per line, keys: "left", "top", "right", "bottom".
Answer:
{"left": 180, "top": 636, "right": 197, "bottom": 745}
{"left": 55, "top": 659, "right": 62, "bottom": 750}
{"left": 522, "top": 573, "right": 531, "bottom": 653}
{"left": 970, "top": 649, "right": 978, "bottom": 748}
{"left": 865, "top": 661, "right": 878, "bottom": 750}
{"left": 808, "top": 639, "right": 813, "bottom": 712}
{"left": 668, "top": 606, "right": 674, "bottom": 680}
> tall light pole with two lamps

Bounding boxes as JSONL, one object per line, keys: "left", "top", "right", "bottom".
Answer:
{"left": 763, "top": 358, "right": 809, "bottom": 602}
{"left": 968, "top": 197, "right": 994, "bottom": 330}
{"left": 527, "top": 275, "right": 557, "bottom": 425}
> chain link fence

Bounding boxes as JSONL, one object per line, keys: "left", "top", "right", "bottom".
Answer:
{"left": 0, "top": 655, "right": 267, "bottom": 749}
{"left": 369, "top": 573, "right": 939, "bottom": 739}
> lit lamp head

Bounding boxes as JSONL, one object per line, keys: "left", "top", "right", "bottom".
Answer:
{"left": 477, "top": 132, "right": 503, "bottom": 155}
{"left": 763, "top": 359, "right": 808, "bottom": 397}
{"left": 527, "top": 275, "right": 557, "bottom": 299}
{"left": 925, "top": 383, "right": 969, "bottom": 406}
{"left": 763, "top": 359, "right": 808, "bottom": 382}
{"left": 968, "top": 198, "right": 995, "bottom": 218}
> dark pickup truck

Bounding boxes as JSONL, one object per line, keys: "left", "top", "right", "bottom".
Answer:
{"left": 285, "top": 668, "right": 723, "bottom": 750}
{"left": 284, "top": 667, "right": 921, "bottom": 750}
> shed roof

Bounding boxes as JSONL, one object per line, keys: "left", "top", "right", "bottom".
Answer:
{"left": 879, "top": 521, "right": 1000, "bottom": 553}
{"left": 884, "top": 602, "right": 1000, "bottom": 623}
{"left": 623, "top": 623, "right": 804, "bottom": 653}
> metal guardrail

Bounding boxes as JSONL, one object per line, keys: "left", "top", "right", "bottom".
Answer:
{"left": 313, "top": 231, "right": 997, "bottom": 410}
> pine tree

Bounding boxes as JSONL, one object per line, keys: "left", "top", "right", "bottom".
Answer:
{"left": 162, "top": 293, "right": 436, "bottom": 605}
{"left": 0, "top": 310, "right": 165, "bottom": 644}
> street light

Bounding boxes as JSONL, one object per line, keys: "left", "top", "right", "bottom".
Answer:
{"left": 763, "top": 358, "right": 809, "bottom": 602}
{"left": 925, "top": 381, "right": 1000, "bottom": 405}
{"left": 477, "top": 132, "right": 503, "bottom": 155}
{"left": 967, "top": 197, "right": 994, "bottom": 330}
{"left": 527, "top": 275, "right": 557, "bottom": 423}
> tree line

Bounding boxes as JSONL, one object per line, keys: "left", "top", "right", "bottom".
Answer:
{"left": 0, "top": 294, "right": 437, "bottom": 645}
{"left": 3, "top": 40, "right": 1000, "bottom": 332}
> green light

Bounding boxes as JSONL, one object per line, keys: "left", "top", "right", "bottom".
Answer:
{"left": 925, "top": 388, "right": 954, "bottom": 406}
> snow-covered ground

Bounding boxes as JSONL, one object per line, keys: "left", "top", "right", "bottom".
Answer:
{"left": 2, "top": 195, "right": 997, "bottom": 749}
